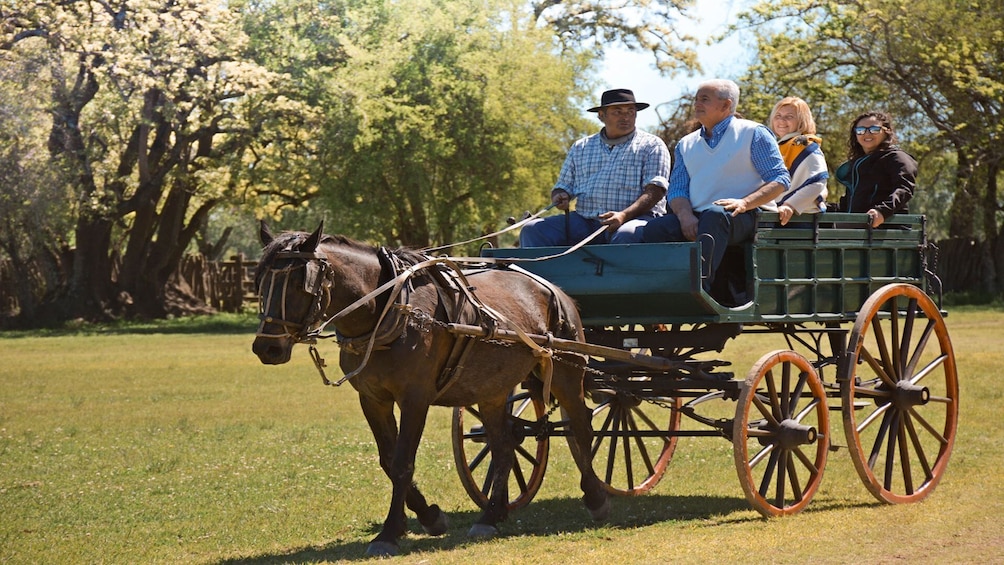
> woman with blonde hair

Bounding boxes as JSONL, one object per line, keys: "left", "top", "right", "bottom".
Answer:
{"left": 768, "top": 96, "right": 829, "bottom": 225}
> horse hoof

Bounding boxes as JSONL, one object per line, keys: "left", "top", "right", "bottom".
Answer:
{"left": 467, "top": 523, "right": 499, "bottom": 539}
{"left": 421, "top": 506, "right": 449, "bottom": 536}
{"left": 365, "top": 541, "right": 399, "bottom": 557}
{"left": 587, "top": 495, "right": 611, "bottom": 522}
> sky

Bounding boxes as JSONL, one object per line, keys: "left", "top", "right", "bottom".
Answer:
{"left": 589, "top": 0, "right": 751, "bottom": 130}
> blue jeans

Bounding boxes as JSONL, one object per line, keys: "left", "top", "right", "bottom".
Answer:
{"left": 519, "top": 212, "right": 653, "bottom": 247}
{"left": 641, "top": 205, "right": 756, "bottom": 289}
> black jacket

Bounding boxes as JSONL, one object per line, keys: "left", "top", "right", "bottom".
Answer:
{"left": 832, "top": 148, "right": 918, "bottom": 219}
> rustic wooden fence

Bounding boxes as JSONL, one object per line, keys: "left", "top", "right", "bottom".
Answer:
{"left": 178, "top": 254, "right": 258, "bottom": 313}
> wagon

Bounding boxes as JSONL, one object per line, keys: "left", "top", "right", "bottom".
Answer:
{"left": 451, "top": 212, "right": 958, "bottom": 517}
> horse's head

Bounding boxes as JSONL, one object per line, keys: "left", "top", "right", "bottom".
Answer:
{"left": 252, "top": 221, "right": 332, "bottom": 364}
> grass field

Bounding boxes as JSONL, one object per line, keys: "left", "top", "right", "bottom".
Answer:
{"left": 1, "top": 308, "right": 1002, "bottom": 564}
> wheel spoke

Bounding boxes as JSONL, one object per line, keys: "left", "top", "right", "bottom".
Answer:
{"left": 910, "top": 353, "right": 947, "bottom": 387}
{"left": 468, "top": 443, "right": 490, "bottom": 472}
{"left": 860, "top": 346, "right": 898, "bottom": 389}
{"left": 481, "top": 460, "right": 495, "bottom": 496}
{"left": 627, "top": 407, "right": 658, "bottom": 476}
{"left": 752, "top": 394, "right": 781, "bottom": 426}
{"left": 908, "top": 406, "right": 949, "bottom": 446}
{"left": 856, "top": 398, "right": 893, "bottom": 434}
{"left": 622, "top": 411, "right": 635, "bottom": 490}
{"left": 591, "top": 404, "right": 615, "bottom": 459}
{"left": 904, "top": 412, "right": 934, "bottom": 480}
{"left": 604, "top": 409, "right": 622, "bottom": 485}
{"left": 758, "top": 448, "right": 780, "bottom": 498}
{"left": 897, "top": 420, "right": 914, "bottom": 495}
{"left": 889, "top": 298, "right": 902, "bottom": 381}
{"left": 866, "top": 408, "right": 894, "bottom": 469}
{"left": 786, "top": 451, "right": 804, "bottom": 502}
{"left": 749, "top": 441, "right": 776, "bottom": 468}
{"left": 883, "top": 410, "right": 901, "bottom": 490}
{"left": 792, "top": 444, "right": 819, "bottom": 475}
{"left": 512, "top": 457, "right": 528, "bottom": 493}
{"left": 765, "top": 369, "right": 781, "bottom": 421}
{"left": 515, "top": 443, "right": 540, "bottom": 468}
{"left": 787, "top": 370, "right": 808, "bottom": 419}
{"left": 905, "top": 319, "right": 937, "bottom": 378}
{"left": 774, "top": 448, "right": 787, "bottom": 506}
{"left": 780, "top": 363, "right": 791, "bottom": 418}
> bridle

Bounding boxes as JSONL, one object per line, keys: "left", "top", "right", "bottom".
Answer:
{"left": 255, "top": 250, "right": 332, "bottom": 342}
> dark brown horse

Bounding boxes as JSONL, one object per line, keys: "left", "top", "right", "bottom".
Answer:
{"left": 251, "top": 223, "right": 609, "bottom": 556}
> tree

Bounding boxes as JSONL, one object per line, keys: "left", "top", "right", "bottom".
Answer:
{"left": 1, "top": 0, "right": 304, "bottom": 323}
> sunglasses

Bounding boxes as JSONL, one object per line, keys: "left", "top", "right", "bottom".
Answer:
{"left": 854, "top": 125, "right": 885, "bottom": 135}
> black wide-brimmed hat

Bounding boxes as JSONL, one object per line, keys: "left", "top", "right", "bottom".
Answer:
{"left": 587, "top": 89, "right": 650, "bottom": 112}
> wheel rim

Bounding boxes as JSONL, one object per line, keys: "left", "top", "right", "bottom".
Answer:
{"left": 842, "top": 283, "right": 959, "bottom": 504}
{"left": 734, "top": 350, "right": 829, "bottom": 517}
{"left": 587, "top": 387, "right": 681, "bottom": 495}
{"left": 452, "top": 385, "right": 548, "bottom": 510}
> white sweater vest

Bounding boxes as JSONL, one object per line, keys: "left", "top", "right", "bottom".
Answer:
{"left": 678, "top": 119, "right": 765, "bottom": 211}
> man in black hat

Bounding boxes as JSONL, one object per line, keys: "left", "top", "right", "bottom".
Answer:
{"left": 519, "top": 88, "right": 671, "bottom": 247}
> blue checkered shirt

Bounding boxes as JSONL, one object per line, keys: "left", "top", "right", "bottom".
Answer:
{"left": 667, "top": 115, "right": 790, "bottom": 201}
{"left": 554, "top": 129, "right": 670, "bottom": 218}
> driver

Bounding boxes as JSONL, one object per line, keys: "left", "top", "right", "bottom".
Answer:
{"left": 519, "top": 89, "right": 671, "bottom": 247}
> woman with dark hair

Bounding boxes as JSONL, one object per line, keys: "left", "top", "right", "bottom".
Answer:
{"left": 832, "top": 111, "right": 918, "bottom": 227}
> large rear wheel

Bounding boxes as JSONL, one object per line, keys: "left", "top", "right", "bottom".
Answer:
{"left": 734, "top": 350, "right": 829, "bottom": 517}
{"left": 452, "top": 384, "right": 548, "bottom": 510}
{"left": 842, "top": 283, "right": 958, "bottom": 504}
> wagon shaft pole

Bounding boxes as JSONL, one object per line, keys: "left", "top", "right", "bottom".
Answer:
{"left": 446, "top": 323, "right": 687, "bottom": 372}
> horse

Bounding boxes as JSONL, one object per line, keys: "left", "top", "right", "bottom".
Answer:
{"left": 251, "top": 222, "right": 609, "bottom": 557}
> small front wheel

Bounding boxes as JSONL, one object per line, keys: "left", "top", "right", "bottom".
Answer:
{"left": 452, "top": 383, "right": 548, "bottom": 510}
{"left": 734, "top": 350, "right": 829, "bottom": 517}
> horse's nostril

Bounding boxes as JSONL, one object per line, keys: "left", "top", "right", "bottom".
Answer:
{"left": 253, "top": 339, "right": 292, "bottom": 364}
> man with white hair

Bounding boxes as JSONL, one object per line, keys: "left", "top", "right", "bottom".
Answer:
{"left": 642, "top": 79, "right": 790, "bottom": 294}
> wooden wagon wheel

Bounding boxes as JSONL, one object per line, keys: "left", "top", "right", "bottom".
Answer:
{"left": 582, "top": 386, "right": 682, "bottom": 496}
{"left": 451, "top": 383, "right": 548, "bottom": 511}
{"left": 842, "top": 283, "right": 959, "bottom": 504}
{"left": 733, "top": 350, "right": 829, "bottom": 517}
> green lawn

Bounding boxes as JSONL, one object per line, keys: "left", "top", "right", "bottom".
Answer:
{"left": 1, "top": 309, "right": 1001, "bottom": 564}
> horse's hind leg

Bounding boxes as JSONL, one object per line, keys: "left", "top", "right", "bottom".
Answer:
{"left": 467, "top": 397, "right": 513, "bottom": 538}
{"left": 548, "top": 361, "right": 610, "bottom": 521}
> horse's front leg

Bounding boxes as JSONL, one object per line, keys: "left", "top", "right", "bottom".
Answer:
{"left": 359, "top": 395, "right": 443, "bottom": 557}
{"left": 468, "top": 397, "right": 513, "bottom": 538}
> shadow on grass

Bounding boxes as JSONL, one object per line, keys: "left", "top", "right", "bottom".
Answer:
{"left": 215, "top": 493, "right": 878, "bottom": 563}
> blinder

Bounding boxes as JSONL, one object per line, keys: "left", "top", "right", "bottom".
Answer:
{"left": 256, "top": 249, "right": 332, "bottom": 342}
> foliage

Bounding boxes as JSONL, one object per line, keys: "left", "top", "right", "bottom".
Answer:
{"left": 532, "top": 0, "right": 700, "bottom": 75}
{"left": 0, "top": 0, "right": 310, "bottom": 323}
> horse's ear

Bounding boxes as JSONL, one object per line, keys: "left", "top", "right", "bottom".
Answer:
{"left": 302, "top": 221, "right": 324, "bottom": 253}
{"left": 260, "top": 220, "right": 274, "bottom": 246}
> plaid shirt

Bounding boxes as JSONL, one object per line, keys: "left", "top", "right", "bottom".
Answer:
{"left": 668, "top": 115, "right": 790, "bottom": 202}
{"left": 553, "top": 129, "right": 670, "bottom": 219}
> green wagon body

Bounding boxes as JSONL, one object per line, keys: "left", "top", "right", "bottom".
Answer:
{"left": 482, "top": 212, "right": 934, "bottom": 326}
